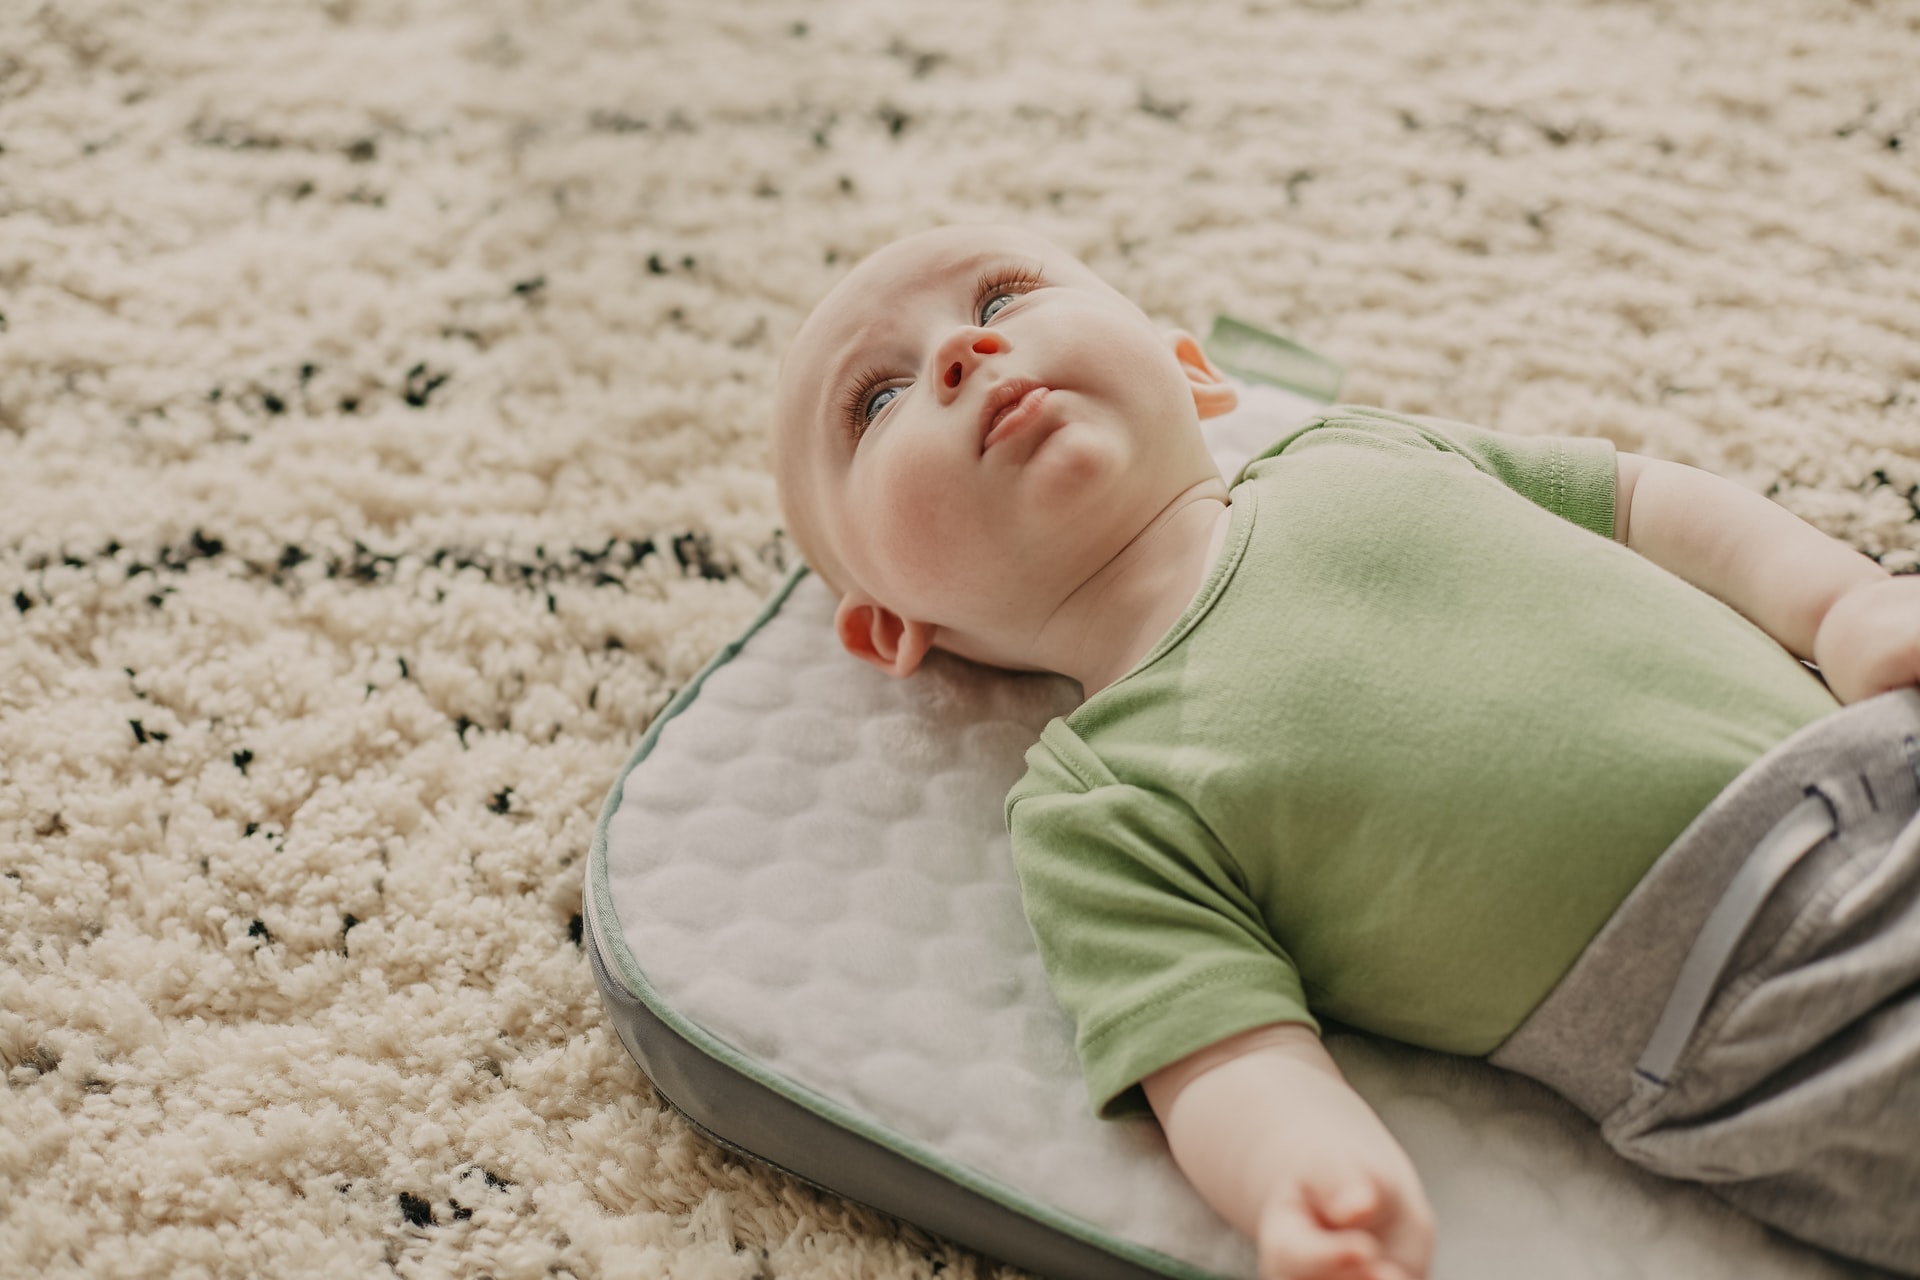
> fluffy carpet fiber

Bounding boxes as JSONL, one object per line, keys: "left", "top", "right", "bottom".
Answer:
{"left": 3, "top": 0, "right": 1918, "bottom": 1276}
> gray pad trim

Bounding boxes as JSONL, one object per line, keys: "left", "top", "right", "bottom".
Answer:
{"left": 586, "top": 915, "right": 1185, "bottom": 1280}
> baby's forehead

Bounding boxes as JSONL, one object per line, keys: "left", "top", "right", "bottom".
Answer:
{"left": 849, "top": 223, "right": 1068, "bottom": 283}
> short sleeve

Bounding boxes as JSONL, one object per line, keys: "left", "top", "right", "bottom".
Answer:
{"left": 1406, "top": 412, "right": 1618, "bottom": 541}
{"left": 1007, "top": 729, "right": 1318, "bottom": 1119}
{"left": 1253, "top": 405, "right": 1619, "bottom": 542}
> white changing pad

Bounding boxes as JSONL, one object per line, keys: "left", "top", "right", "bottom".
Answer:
{"left": 584, "top": 379, "right": 1888, "bottom": 1279}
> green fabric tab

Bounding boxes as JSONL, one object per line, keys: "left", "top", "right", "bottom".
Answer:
{"left": 1204, "top": 315, "right": 1345, "bottom": 402}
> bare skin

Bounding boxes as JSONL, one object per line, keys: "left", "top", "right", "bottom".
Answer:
{"left": 772, "top": 224, "right": 1238, "bottom": 694}
{"left": 775, "top": 225, "right": 1920, "bottom": 1280}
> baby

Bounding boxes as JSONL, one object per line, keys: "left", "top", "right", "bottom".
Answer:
{"left": 771, "top": 224, "right": 1920, "bottom": 1280}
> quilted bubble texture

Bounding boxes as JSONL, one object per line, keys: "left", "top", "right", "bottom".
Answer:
{"left": 601, "top": 385, "right": 1881, "bottom": 1280}
{"left": 605, "top": 574, "right": 1254, "bottom": 1274}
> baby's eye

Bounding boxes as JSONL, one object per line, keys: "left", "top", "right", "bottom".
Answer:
{"left": 864, "top": 385, "right": 900, "bottom": 421}
{"left": 980, "top": 292, "right": 1019, "bottom": 323}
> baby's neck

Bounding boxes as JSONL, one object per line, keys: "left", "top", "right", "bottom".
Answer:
{"left": 1040, "top": 480, "right": 1234, "bottom": 696}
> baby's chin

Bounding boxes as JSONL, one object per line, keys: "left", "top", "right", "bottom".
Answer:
{"left": 1017, "top": 419, "right": 1137, "bottom": 505}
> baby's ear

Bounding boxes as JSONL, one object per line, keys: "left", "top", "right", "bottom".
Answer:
{"left": 834, "top": 592, "right": 934, "bottom": 678}
{"left": 1167, "top": 329, "right": 1238, "bottom": 420}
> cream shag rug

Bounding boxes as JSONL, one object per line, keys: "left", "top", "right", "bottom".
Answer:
{"left": 3, "top": 0, "right": 1918, "bottom": 1276}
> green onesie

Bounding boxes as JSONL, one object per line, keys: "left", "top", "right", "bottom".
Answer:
{"left": 1004, "top": 406, "right": 1841, "bottom": 1118}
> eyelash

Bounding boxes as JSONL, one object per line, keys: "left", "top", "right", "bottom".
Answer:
{"left": 839, "top": 265, "right": 1046, "bottom": 440}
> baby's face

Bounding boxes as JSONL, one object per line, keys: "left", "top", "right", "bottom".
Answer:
{"left": 774, "top": 225, "right": 1226, "bottom": 671}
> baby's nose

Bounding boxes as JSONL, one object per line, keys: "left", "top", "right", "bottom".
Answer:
{"left": 944, "top": 331, "right": 1006, "bottom": 388}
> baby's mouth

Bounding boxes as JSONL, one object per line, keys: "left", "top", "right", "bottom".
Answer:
{"left": 980, "top": 381, "right": 1051, "bottom": 452}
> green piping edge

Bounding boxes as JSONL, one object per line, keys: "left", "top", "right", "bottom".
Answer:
{"left": 584, "top": 563, "right": 1228, "bottom": 1280}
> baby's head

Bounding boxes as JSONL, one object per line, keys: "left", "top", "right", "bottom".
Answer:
{"left": 773, "top": 225, "right": 1237, "bottom": 677}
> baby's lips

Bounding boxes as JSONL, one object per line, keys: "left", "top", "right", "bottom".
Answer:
{"left": 981, "top": 385, "right": 1052, "bottom": 452}
{"left": 977, "top": 377, "right": 1045, "bottom": 444}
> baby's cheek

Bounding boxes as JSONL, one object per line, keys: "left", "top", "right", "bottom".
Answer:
{"left": 874, "top": 460, "right": 987, "bottom": 585}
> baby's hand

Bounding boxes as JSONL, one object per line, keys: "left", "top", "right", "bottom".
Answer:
{"left": 1813, "top": 574, "right": 1920, "bottom": 704}
{"left": 1146, "top": 1023, "right": 1433, "bottom": 1280}
{"left": 1256, "top": 1150, "right": 1431, "bottom": 1280}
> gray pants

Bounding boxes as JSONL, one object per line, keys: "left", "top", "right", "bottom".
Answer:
{"left": 1490, "top": 688, "right": 1920, "bottom": 1275}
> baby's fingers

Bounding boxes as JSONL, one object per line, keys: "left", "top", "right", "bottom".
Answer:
{"left": 1313, "top": 1179, "right": 1388, "bottom": 1231}
{"left": 1258, "top": 1191, "right": 1382, "bottom": 1280}
{"left": 1311, "top": 1177, "right": 1433, "bottom": 1280}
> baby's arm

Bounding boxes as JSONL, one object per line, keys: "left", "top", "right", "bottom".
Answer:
{"left": 1144, "top": 1024, "right": 1433, "bottom": 1280}
{"left": 1615, "top": 453, "right": 1919, "bottom": 701}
